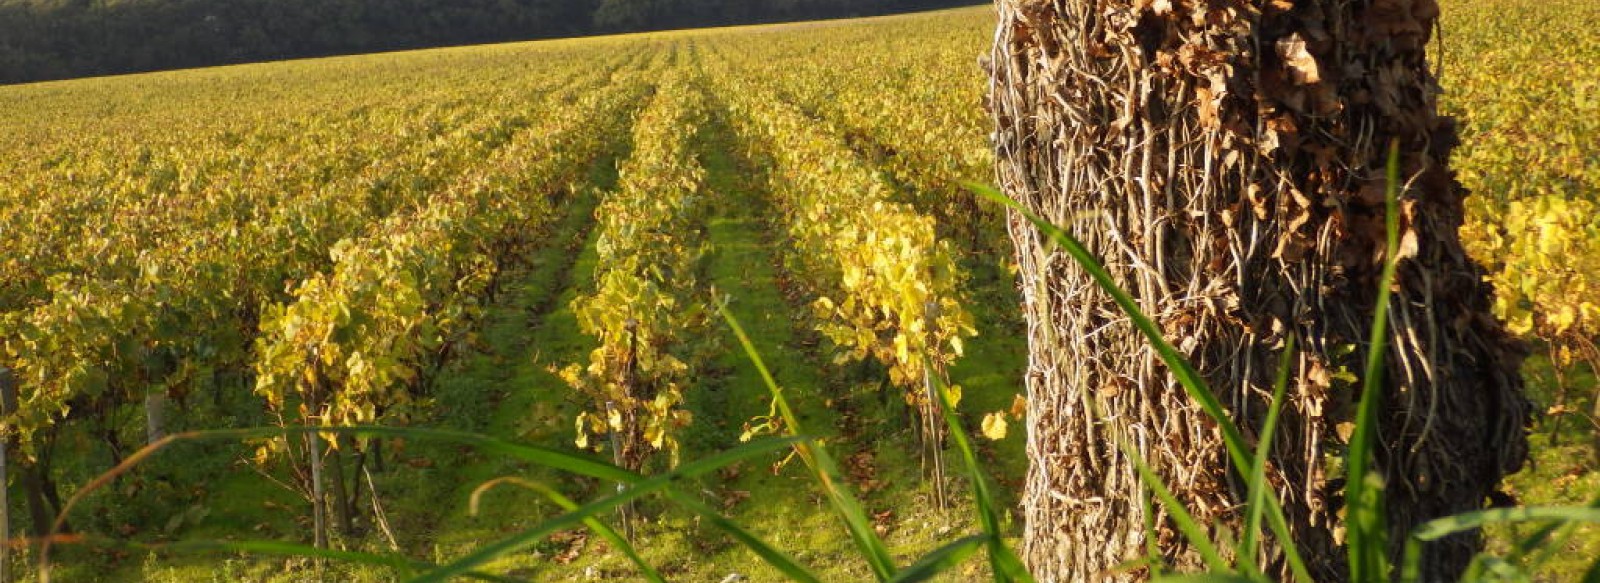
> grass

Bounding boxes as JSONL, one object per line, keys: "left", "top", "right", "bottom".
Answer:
{"left": 1483, "top": 358, "right": 1600, "bottom": 581}
{"left": 687, "top": 113, "right": 853, "bottom": 578}
{"left": 402, "top": 148, "right": 621, "bottom": 579}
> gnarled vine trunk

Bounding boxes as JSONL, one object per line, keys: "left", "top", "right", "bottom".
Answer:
{"left": 987, "top": 0, "right": 1528, "bottom": 580}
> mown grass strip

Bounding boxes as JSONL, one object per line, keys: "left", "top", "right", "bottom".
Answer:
{"left": 468, "top": 477, "right": 666, "bottom": 583}
{"left": 719, "top": 304, "right": 900, "bottom": 580}
{"left": 411, "top": 436, "right": 805, "bottom": 582}
{"left": 928, "top": 358, "right": 1032, "bottom": 582}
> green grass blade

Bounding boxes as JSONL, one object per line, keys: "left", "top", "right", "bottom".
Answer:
{"left": 49, "top": 420, "right": 823, "bottom": 583}
{"left": 468, "top": 477, "right": 666, "bottom": 583}
{"left": 1238, "top": 417, "right": 1312, "bottom": 579}
{"left": 1406, "top": 502, "right": 1600, "bottom": 583}
{"left": 1399, "top": 534, "right": 1423, "bottom": 583}
{"left": 1113, "top": 556, "right": 1164, "bottom": 579}
{"left": 408, "top": 502, "right": 587, "bottom": 581}
{"left": 664, "top": 490, "right": 824, "bottom": 583}
{"left": 1348, "top": 473, "right": 1390, "bottom": 581}
{"left": 991, "top": 549, "right": 1034, "bottom": 582}
{"left": 1516, "top": 494, "right": 1600, "bottom": 571}
{"left": 1582, "top": 555, "right": 1600, "bottom": 583}
{"left": 926, "top": 356, "right": 1034, "bottom": 583}
{"left": 38, "top": 424, "right": 636, "bottom": 577}
{"left": 965, "top": 182, "right": 1312, "bottom": 582}
{"left": 1474, "top": 555, "right": 1530, "bottom": 581}
{"left": 331, "top": 425, "right": 638, "bottom": 483}
{"left": 1413, "top": 507, "right": 1600, "bottom": 540}
{"left": 1141, "top": 486, "right": 1167, "bottom": 578}
{"left": 1260, "top": 490, "right": 1313, "bottom": 581}
{"left": 719, "top": 302, "right": 899, "bottom": 581}
{"left": 1461, "top": 554, "right": 1491, "bottom": 582}
{"left": 383, "top": 431, "right": 817, "bottom": 583}
{"left": 411, "top": 436, "right": 803, "bottom": 583}
{"left": 79, "top": 425, "right": 636, "bottom": 483}
{"left": 1121, "top": 439, "right": 1230, "bottom": 573}
{"left": 886, "top": 534, "right": 988, "bottom": 583}
{"left": 44, "top": 535, "right": 520, "bottom": 583}
{"left": 1239, "top": 334, "right": 1296, "bottom": 576}
{"left": 963, "top": 183, "right": 1234, "bottom": 454}
{"left": 1345, "top": 142, "right": 1403, "bottom": 581}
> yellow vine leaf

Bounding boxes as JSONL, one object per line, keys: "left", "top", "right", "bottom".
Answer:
{"left": 981, "top": 412, "right": 1008, "bottom": 441}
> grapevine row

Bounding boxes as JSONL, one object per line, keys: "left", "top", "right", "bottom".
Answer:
{"left": 1444, "top": 0, "right": 1600, "bottom": 432}
{"left": 255, "top": 65, "right": 652, "bottom": 433}
{"left": 704, "top": 52, "right": 976, "bottom": 476}
{"left": 0, "top": 59, "right": 620, "bottom": 456}
{"left": 249, "top": 66, "right": 653, "bottom": 540}
{"left": 0, "top": 42, "right": 648, "bottom": 313}
{"left": 705, "top": 22, "right": 999, "bottom": 250}
{"left": 562, "top": 70, "right": 713, "bottom": 473}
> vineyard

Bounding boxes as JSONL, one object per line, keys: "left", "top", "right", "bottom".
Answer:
{"left": 0, "top": 0, "right": 1595, "bottom": 581}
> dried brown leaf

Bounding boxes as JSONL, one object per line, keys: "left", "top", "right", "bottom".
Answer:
{"left": 1288, "top": 210, "right": 1313, "bottom": 233}
{"left": 1396, "top": 229, "right": 1419, "bottom": 260}
{"left": 1307, "top": 361, "right": 1332, "bottom": 388}
{"left": 1276, "top": 33, "right": 1321, "bottom": 85}
{"left": 1248, "top": 183, "right": 1270, "bottom": 220}
{"left": 1136, "top": 0, "right": 1173, "bottom": 15}
{"left": 1335, "top": 422, "right": 1356, "bottom": 442}
{"left": 1196, "top": 85, "right": 1221, "bottom": 129}
{"left": 1273, "top": 233, "right": 1312, "bottom": 262}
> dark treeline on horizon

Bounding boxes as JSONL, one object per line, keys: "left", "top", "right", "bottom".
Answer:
{"left": 0, "top": 0, "right": 979, "bottom": 85}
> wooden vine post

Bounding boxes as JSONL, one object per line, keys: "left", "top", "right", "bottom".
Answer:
{"left": 0, "top": 366, "right": 13, "bottom": 583}
{"left": 612, "top": 317, "right": 642, "bottom": 540}
{"left": 988, "top": 0, "right": 1529, "bottom": 579}
{"left": 304, "top": 355, "right": 329, "bottom": 563}
{"left": 921, "top": 300, "right": 949, "bottom": 512}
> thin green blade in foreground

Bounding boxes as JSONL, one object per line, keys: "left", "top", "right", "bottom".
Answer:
{"left": 665, "top": 491, "right": 824, "bottom": 583}
{"left": 412, "top": 435, "right": 802, "bottom": 583}
{"left": 1153, "top": 574, "right": 1260, "bottom": 583}
{"left": 1413, "top": 507, "right": 1600, "bottom": 540}
{"left": 719, "top": 302, "right": 899, "bottom": 581}
{"left": 927, "top": 357, "right": 1034, "bottom": 583}
{"left": 1517, "top": 494, "right": 1600, "bottom": 574}
{"left": 887, "top": 535, "right": 988, "bottom": 583}
{"left": 39, "top": 424, "right": 636, "bottom": 579}
{"left": 1239, "top": 334, "right": 1296, "bottom": 577}
{"left": 1124, "top": 441, "right": 1231, "bottom": 573}
{"left": 469, "top": 477, "right": 666, "bottom": 583}
{"left": 1140, "top": 487, "right": 1167, "bottom": 577}
{"left": 1346, "top": 142, "right": 1403, "bottom": 582}
{"left": 965, "top": 182, "right": 1312, "bottom": 582}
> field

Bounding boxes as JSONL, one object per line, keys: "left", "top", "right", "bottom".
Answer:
{"left": 0, "top": 0, "right": 1596, "bottom": 581}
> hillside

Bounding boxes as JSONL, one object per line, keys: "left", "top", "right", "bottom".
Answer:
{"left": 0, "top": 0, "right": 977, "bottom": 85}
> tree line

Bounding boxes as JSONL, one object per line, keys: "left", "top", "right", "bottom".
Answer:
{"left": 0, "top": 0, "right": 974, "bottom": 85}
